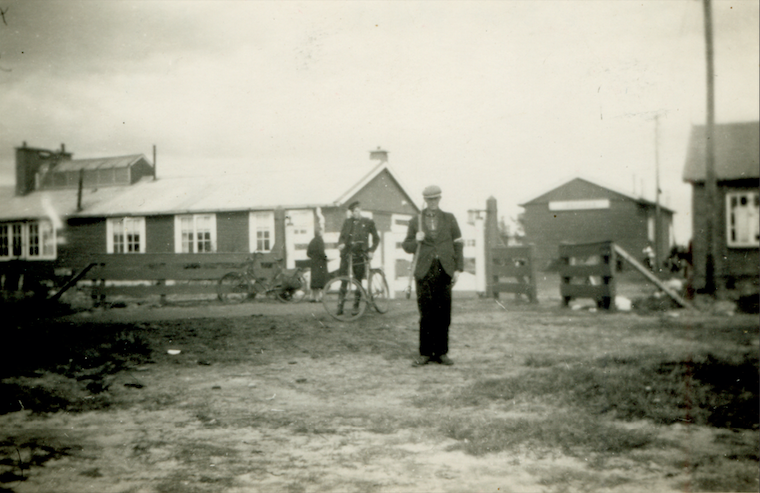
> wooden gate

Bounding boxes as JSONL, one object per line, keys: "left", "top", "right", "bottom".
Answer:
{"left": 558, "top": 241, "right": 616, "bottom": 309}
{"left": 489, "top": 245, "right": 538, "bottom": 302}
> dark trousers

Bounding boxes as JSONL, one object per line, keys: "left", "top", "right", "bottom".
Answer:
{"left": 416, "top": 259, "right": 452, "bottom": 358}
{"left": 338, "top": 253, "right": 366, "bottom": 307}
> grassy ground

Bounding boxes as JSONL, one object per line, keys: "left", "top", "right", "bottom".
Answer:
{"left": 0, "top": 275, "right": 757, "bottom": 492}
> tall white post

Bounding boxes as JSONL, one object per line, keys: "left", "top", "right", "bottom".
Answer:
{"left": 383, "top": 233, "right": 397, "bottom": 299}
{"left": 475, "top": 216, "right": 486, "bottom": 294}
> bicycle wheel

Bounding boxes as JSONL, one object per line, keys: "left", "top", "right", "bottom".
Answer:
{"left": 217, "top": 272, "right": 251, "bottom": 303}
{"left": 322, "top": 277, "right": 367, "bottom": 322}
{"left": 368, "top": 269, "right": 390, "bottom": 313}
{"left": 276, "top": 274, "right": 308, "bottom": 303}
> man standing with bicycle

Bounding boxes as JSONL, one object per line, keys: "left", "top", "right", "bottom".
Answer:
{"left": 337, "top": 201, "right": 380, "bottom": 316}
{"left": 403, "top": 185, "right": 464, "bottom": 367}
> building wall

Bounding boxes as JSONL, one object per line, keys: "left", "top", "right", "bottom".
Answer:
{"left": 691, "top": 180, "right": 759, "bottom": 291}
{"left": 217, "top": 211, "right": 250, "bottom": 253}
{"left": 58, "top": 217, "right": 106, "bottom": 268}
{"left": 130, "top": 159, "right": 155, "bottom": 184}
{"left": 522, "top": 199, "right": 668, "bottom": 269}
{"left": 346, "top": 169, "right": 418, "bottom": 216}
{"left": 146, "top": 215, "right": 174, "bottom": 253}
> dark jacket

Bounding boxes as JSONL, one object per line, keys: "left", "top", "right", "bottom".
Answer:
{"left": 402, "top": 209, "right": 464, "bottom": 279}
{"left": 338, "top": 216, "right": 380, "bottom": 255}
{"left": 306, "top": 235, "right": 328, "bottom": 289}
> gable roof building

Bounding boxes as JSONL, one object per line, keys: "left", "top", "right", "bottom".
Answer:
{"left": 1, "top": 144, "right": 420, "bottom": 295}
{"left": 519, "top": 176, "right": 675, "bottom": 270}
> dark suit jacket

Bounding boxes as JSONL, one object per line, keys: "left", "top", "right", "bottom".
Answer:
{"left": 402, "top": 209, "right": 464, "bottom": 279}
{"left": 338, "top": 216, "right": 380, "bottom": 254}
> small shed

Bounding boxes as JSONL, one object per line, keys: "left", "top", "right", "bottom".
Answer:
{"left": 519, "top": 177, "right": 674, "bottom": 270}
{"left": 682, "top": 121, "right": 759, "bottom": 294}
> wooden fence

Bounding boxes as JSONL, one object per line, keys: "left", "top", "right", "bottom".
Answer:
{"left": 558, "top": 241, "right": 616, "bottom": 309}
{"left": 488, "top": 244, "right": 537, "bottom": 302}
{"left": 73, "top": 253, "right": 282, "bottom": 306}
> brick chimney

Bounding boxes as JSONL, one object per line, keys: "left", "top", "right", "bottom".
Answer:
{"left": 370, "top": 147, "right": 388, "bottom": 163}
{"left": 15, "top": 142, "right": 73, "bottom": 196}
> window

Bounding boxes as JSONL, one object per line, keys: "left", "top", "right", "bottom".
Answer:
{"left": 175, "top": 214, "right": 217, "bottom": 253}
{"left": 249, "top": 212, "right": 275, "bottom": 252}
{"left": 727, "top": 191, "right": 759, "bottom": 248}
{"left": 0, "top": 221, "right": 56, "bottom": 260}
{"left": 107, "top": 217, "right": 146, "bottom": 253}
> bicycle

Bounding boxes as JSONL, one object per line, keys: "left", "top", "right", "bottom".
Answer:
{"left": 217, "top": 252, "right": 307, "bottom": 304}
{"left": 322, "top": 248, "right": 390, "bottom": 322}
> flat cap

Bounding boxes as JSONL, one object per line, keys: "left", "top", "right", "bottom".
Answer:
{"left": 422, "top": 185, "right": 442, "bottom": 199}
{"left": 347, "top": 201, "right": 361, "bottom": 211}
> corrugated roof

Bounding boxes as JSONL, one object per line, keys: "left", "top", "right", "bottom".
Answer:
{"left": 682, "top": 121, "right": 759, "bottom": 182}
{"left": 54, "top": 154, "right": 146, "bottom": 171}
{"left": 0, "top": 159, "right": 415, "bottom": 221}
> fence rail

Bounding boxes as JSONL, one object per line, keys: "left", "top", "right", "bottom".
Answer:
{"left": 558, "top": 241, "right": 616, "bottom": 309}
{"left": 73, "top": 253, "right": 282, "bottom": 306}
{"left": 489, "top": 244, "right": 537, "bottom": 302}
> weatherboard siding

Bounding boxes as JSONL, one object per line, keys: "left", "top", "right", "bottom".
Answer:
{"left": 216, "top": 211, "right": 250, "bottom": 253}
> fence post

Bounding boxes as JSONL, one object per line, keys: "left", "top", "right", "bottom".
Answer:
{"left": 528, "top": 243, "right": 538, "bottom": 303}
{"left": 474, "top": 216, "right": 486, "bottom": 294}
{"left": 484, "top": 196, "right": 499, "bottom": 298}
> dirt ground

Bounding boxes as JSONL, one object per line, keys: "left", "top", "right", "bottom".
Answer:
{"left": 1, "top": 278, "right": 758, "bottom": 493}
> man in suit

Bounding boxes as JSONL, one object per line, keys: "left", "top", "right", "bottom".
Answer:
{"left": 403, "top": 185, "right": 464, "bottom": 366}
{"left": 337, "top": 201, "right": 380, "bottom": 315}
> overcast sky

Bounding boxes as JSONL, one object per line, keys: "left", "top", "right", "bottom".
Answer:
{"left": 1, "top": 0, "right": 758, "bottom": 243}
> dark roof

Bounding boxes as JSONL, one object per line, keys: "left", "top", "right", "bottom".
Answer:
{"left": 519, "top": 176, "right": 675, "bottom": 213}
{"left": 682, "top": 121, "right": 759, "bottom": 182}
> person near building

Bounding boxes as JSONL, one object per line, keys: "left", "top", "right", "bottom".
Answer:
{"left": 402, "top": 185, "right": 464, "bottom": 366}
{"left": 306, "top": 227, "right": 328, "bottom": 302}
{"left": 337, "top": 201, "right": 380, "bottom": 315}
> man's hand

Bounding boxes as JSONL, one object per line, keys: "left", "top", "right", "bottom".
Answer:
{"left": 338, "top": 243, "right": 345, "bottom": 251}
{"left": 451, "top": 271, "right": 461, "bottom": 285}
{"left": 367, "top": 251, "right": 374, "bottom": 260}
{"left": 415, "top": 232, "right": 425, "bottom": 242}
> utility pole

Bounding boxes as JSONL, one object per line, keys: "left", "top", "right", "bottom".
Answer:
{"left": 702, "top": 0, "right": 719, "bottom": 294}
{"left": 654, "top": 113, "right": 662, "bottom": 273}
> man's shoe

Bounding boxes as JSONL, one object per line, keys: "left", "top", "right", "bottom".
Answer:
{"left": 437, "top": 355, "right": 454, "bottom": 366}
{"left": 412, "top": 356, "right": 431, "bottom": 367}
{"left": 336, "top": 306, "right": 344, "bottom": 316}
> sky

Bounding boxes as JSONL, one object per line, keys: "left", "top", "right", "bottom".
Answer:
{"left": 1, "top": 0, "right": 758, "bottom": 245}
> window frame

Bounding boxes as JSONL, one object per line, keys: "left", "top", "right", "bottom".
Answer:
{"left": 249, "top": 211, "right": 275, "bottom": 253}
{"left": 106, "top": 217, "right": 147, "bottom": 254}
{"left": 0, "top": 220, "right": 57, "bottom": 261}
{"left": 726, "top": 190, "right": 760, "bottom": 248}
{"left": 174, "top": 214, "right": 217, "bottom": 253}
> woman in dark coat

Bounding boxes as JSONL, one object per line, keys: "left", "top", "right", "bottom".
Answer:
{"left": 306, "top": 228, "right": 328, "bottom": 302}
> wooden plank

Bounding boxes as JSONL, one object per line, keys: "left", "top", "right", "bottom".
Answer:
{"left": 558, "top": 241, "right": 614, "bottom": 259}
{"left": 613, "top": 244, "right": 694, "bottom": 309}
{"left": 77, "top": 253, "right": 278, "bottom": 281}
{"left": 84, "top": 266, "right": 233, "bottom": 281}
{"left": 558, "top": 264, "right": 614, "bottom": 278}
{"left": 93, "top": 284, "right": 221, "bottom": 297}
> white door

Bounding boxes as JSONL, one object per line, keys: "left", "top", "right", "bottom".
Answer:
{"left": 285, "top": 209, "right": 315, "bottom": 269}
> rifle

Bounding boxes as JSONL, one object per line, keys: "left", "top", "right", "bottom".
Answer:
{"left": 405, "top": 201, "right": 424, "bottom": 299}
